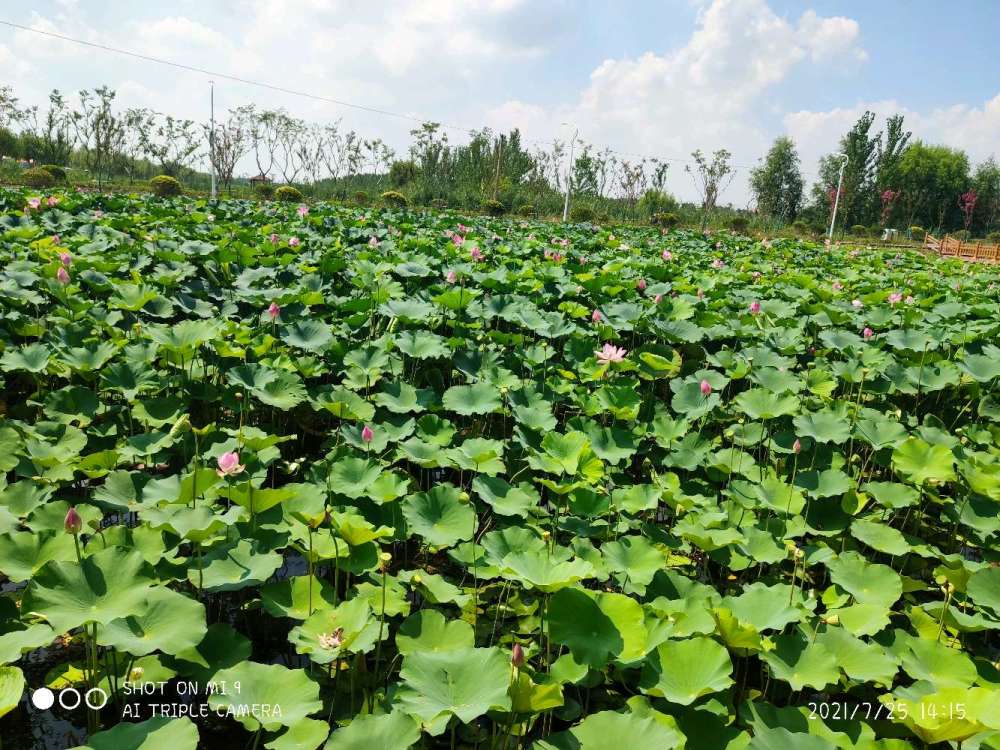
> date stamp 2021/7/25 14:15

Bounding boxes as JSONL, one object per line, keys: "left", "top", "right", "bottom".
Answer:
{"left": 807, "top": 700, "right": 967, "bottom": 723}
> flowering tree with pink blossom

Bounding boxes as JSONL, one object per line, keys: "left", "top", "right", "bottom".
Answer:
{"left": 879, "top": 189, "right": 900, "bottom": 226}
{"left": 958, "top": 190, "right": 978, "bottom": 231}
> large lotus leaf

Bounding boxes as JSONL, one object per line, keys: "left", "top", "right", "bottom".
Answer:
{"left": 0, "top": 342, "right": 50, "bottom": 373}
{"left": 881, "top": 687, "right": 1000, "bottom": 744}
{"left": 825, "top": 551, "right": 902, "bottom": 610}
{"left": 472, "top": 476, "right": 539, "bottom": 517}
{"left": 892, "top": 437, "right": 955, "bottom": 486}
{"left": 394, "top": 330, "right": 449, "bottom": 359}
{"left": 397, "top": 646, "right": 511, "bottom": 732}
{"left": 70, "top": 716, "right": 199, "bottom": 750}
{"left": 323, "top": 711, "right": 420, "bottom": 750}
{"left": 746, "top": 727, "right": 833, "bottom": 750}
{"left": 548, "top": 587, "right": 647, "bottom": 667}
{"left": 169, "top": 623, "right": 252, "bottom": 684}
{"left": 265, "top": 718, "right": 330, "bottom": 750}
{"left": 720, "top": 582, "right": 805, "bottom": 632}
{"left": 97, "top": 586, "right": 207, "bottom": 656}
{"left": 900, "top": 636, "right": 977, "bottom": 689}
{"left": 671, "top": 380, "right": 720, "bottom": 418}
{"left": 862, "top": 481, "right": 920, "bottom": 509}
{"left": 190, "top": 539, "right": 283, "bottom": 592}
{"left": 22, "top": 547, "right": 155, "bottom": 632}
{"left": 311, "top": 386, "right": 375, "bottom": 422}
{"left": 733, "top": 389, "right": 800, "bottom": 420}
{"left": 814, "top": 626, "right": 899, "bottom": 686}
{"left": 207, "top": 662, "right": 322, "bottom": 731}
{"left": 441, "top": 382, "right": 502, "bottom": 415}
{"left": 402, "top": 483, "right": 475, "bottom": 548}
{"left": 553, "top": 709, "right": 685, "bottom": 750}
{"left": 374, "top": 381, "right": 435, "bottom": 413}
{"left": 498, "top": 550, "right": 594, "bottom": 592}
{"left": 639, "top": 636, "right": 733, "bottom": 705}
{"left": 281, "top": 319, "right": 334, "bottom": 351}
{"left": 143, "top": 504, "right": 243, "bottom": 542}
{"left": 792, "top": 410, "right": 852, "bottom": 444}
{"left": 288, "top": 596, "right": 382, "bottom": 664}
{"left": 967, "top": 567, "right": 1000, "bottom": 616}
{"left": 0, "top": 622, "right": 56, "bottom": 664}
{"left": 761, "top": 634, "right": 839, "bottom": 691}
{"left": 395, "top": 609, "right": 474, "bottom": 656}
{"left": 600, "top": 536, "right": 666, "bottom": 594}
{"left": 850, "top": 518, "right": 911, "bottom": 556}
{"left": 0, "top": 530, "right": 77, "bottom": 582}
{"left": 0, "top": 666, "right": 24, "bottom": 719}
{"left": 327, "top": 457, "right": 383, "bottom": 499}
{"left": 261, "top": 575, "right": 338, "bottom": 620}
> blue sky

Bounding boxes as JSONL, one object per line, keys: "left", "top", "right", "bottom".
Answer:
{"left": 1, "top": 0, "right": 997, "bottom": 203}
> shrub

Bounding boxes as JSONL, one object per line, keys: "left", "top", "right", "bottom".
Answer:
{"left": 570, "top": 205, "right": 595, "bottom": 223}
{"left": 22, "top": 167, "right": 56, "bottom": 188}
{"left": 790, "top": 219, "right": 809, "bottom": 234}
{"left": 868, "top": 224, "right": 881, "bottom": 237}
{"left": 274, "top": 185, "right": 303, "bottom": 202}
{"left": 380, "top": 190, "right": 408, "bottom": 208}
{"left": 651, "top": 211, "right": 679, "bottom": 228}
{"left": 637, "top": 189, "right": 678, "bottom": 217}
{"left": 482, "top": 198, "right": 505, "bottom": 217}
{"left": 353, "top": 191, "right": 369, "bottom": 206}
{"left": 150, "top": 175, "right": 183, "bottom": 197}
{"left": 430, "top": 199, "right": 448, "bottom": 210}
{"left": 516, "top": 204, "right": 535, "bottom": 217}
{"left": 728, "top": 216, "right": 750, "bottom": 234}
{"left": 953, "top": 229, "right": 970, "bottom": 241}
{"left": 389, "top": 160, "right": 418, "bottom": 187}
{"left": 909, "top": 225, "right": 925, "bottom": 238}
{"left": 849, "top": 224, "right": 868, "bottom": 237}
{"left": 254, "top": 182, "right": 275, "bottom": 199}
{"left": 41, "top": 164, "right": 67, "bottom": 182}
{"left": 987, "top": 231, "right": 1000, "bottom": 245}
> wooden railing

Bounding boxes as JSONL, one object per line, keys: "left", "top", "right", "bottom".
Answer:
{"left": 924, "top": 233, "right": 1000, "bottom": 264}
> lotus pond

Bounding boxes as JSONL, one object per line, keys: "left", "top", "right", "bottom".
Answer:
{"left": 0, "top": 188, "right": 999, "bottom": 750}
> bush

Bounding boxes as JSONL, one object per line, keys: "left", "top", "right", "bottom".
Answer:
{"left": 953, "top": 229, "right": 970, "bottom": 241}
{"left": 651, "top": 211, "right": 679, "bottom": 228}
{"left": 516, "top": 204, "right": 535, "bottom": 217}
{"left": 22, "top": 167, "right": 56, "bottom": 188}
{"left": 274, "top": 185, "right": 303, "bottom": 202}
{"left": 41, "top": 164, "right": 67, "bottom": 182}
{"left": 790, "top": 219, "right": 810, "bottom": 234}
{"left": 380, "top": 190, "right": 408, "bottom": 208}
{"left": 254, "top": 182, "right": 275, "bottom": 199}
{"left": 570, "top": 205, "right": 595, "bottom": 223}
{"left": 482, "top": 198, "right": 506, "bottom": 217}
{"left": 150, "top": 175, "right": 183, "bottom": 197}
{"left": 987, "top": 231, "right": 1000, "bottom": 245}
{"left": 849, "top": 224, "right": 868, "bottom": 237}
{"left": 868, "top": 224, "right": 881, "bottom": 238}
{"left": 637, "top": 189, "right": 678, "bottom": 217}
{"left": 909, "top": 225, "right": 925, "bottom": 238}
{"left": 353, "top": 191, "right": 369, "bottom": 206}
{"left": 728, "top": 216, "right": 750, "bottom": 234}
{"left": 389, "top": 160, "right": 418, "bottom": 188}
{"left": 430, "top": 199, "right": 448, "bottom": 210}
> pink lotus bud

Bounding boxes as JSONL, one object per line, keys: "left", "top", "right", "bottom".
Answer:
{"left": 654, "top": 294, "right": 662, "bottom": 304}
{"left": 52, "top": 234, "right": 61, "bottom": 245}
{"left": 712, "top": 259, "right": 724, "bottom": 269}
{"left": 27, "top": 197, "right": 41, "bottom": 210}
{"left": 512, "top": 642, "right": 525, "bottom": 668}
{"left": 297, "top": 204, "right": 309, "bottom": 217}
{"left": 47, "top": 196, "right": 59, "bottom": 207}
{"left": 832, "top": 281, "right": 843, "bottom": 291}
{"left": 56, "top": 267, "right": 70, "bottom": 284}
{"left": 94, "top": 210, "right": 103, "bottom": 218}
{"left": 579, "top": 256, "right": 587, "bottom": 264}
{"left": 368, "top": 236, "right": 378, "bottom": 247}
{"left": 749, "top": 300, "right": 761, "bottom": 314}
{"left": 268, "top": 302, "right": 280, "bottom": 319}
{"left": 216, "top": 451, "right": 245, "bottom": 477}
{"left": 470, "top": 247, "right": 484, "bottom": 262}
{"left": 59, "top": 252, "right": 72, "bottom": 267}
{"left": 288, "top": 236, "right": 300, "bottom": 247}
{"left": 591, "top": 309, "right": 602, "bottom": 322}
{"left": 792, "top": 438, "right": 802, "bottom": 454}
{"left": 269, "top": 233, "right": 279, "bottom": 244}
{"left": 700, "top": 379, "right": 712, "bottom": 396}
{"left": 64, "top": 506, "right": 82, "bottom": 535}
{"left": 446, "top": 270, "right": 457, "bottom": 284}
{"left": 636, "top": 278, "right": 646, "bottom": 291}
{"left": 852, "top": 299, "right": 862, "bottom": 309}
{"left": 863, "top": 327, "right": 874, "bottom": 339}
{"left": 661, "top": 249, "right": 672, "bottom": 261}
{"left": 361, "top": 425, "right": 374, "bottom": 443}
{"left": 451, "top": 233, "right": 464, "bottom": 247}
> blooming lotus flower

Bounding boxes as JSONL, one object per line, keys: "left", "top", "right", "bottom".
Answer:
{"left": 700, "top": 379, "right": 712, "bottom": 396}
{"left": 457, "top": 223, "right": 470, "bottom": 234}
{"left": 832, "top": 281, "right": 843, "bottom": 291}
{"left": 268, "top": 302, "right": 280, "bottom": 319}
{"left": 863, "top": 327, "right": 874, "bottom": 339}
{"left": 852, "top": 299, "right": 863, "bottom": 309}
{"left": 446, "top": 270, "right": 457, "bottom": 284}
{"left": 470, "top": 246, "right": 484, "bottom": 262}
{"left": 451, "top": 233, "right": 464, "bottom": 247}
{"left": 318, "top": 628, "right": 344, "bottom": 650}
{"left": 888, "top": 292, "right": 902, "bottom": 305}
{"left": 269, "top": 233, "right": 279, "bottom": 244}
{"left": 64, "top": 506, "right": 82, "bottom": 535}
{"left": 368, "top": 236, "right": 378, "bottom": 247}
{"left": 56, "top": 267, "right": 70, "bottom": 284}
{"left": 905, "top": 295, "right": 915, "bottom": 304}
{"left": 579, "top": 256, "right": 587, "bottom": 265}
{"left": 297, "top": 204, "right": 309, "bottom": 217}
{"left": 749, "top": 300, "right": 761, "bottom": 314}
{"left": 636, "top": 278, "right": 647, "bottom": 291}
{"left": 711, "top": 259, "right": 724, "bottom": 269}
{"left": 591, "top": 309, "right": 602, "bottom": 322}
{"left": 288, "top": 236, "right": 300, "bottom": 247}
{"left": 207, "top": 214, "right": 215, "bottom": 222}
{"left": 216, "top": 451, "right": 245, "bottom": 477}
{"left": 47, "top": 196, "right": 59, "bottom": 207}
{"left": 512, "top": 643, "right": 525, "bottom": 668}
{"left": 661, "top": 249, "right": 672, "bottom": 261}
{"left": 595, "top": 343, "right": 627, "bottom": 364}
{"left": 361, "top": 424, "right": 374, "bottom": 443}
{"left": 27, "top": 197, "right": 41, "bottom": 210}
{"left": 792, "top": 438, "right": 802, "bottom": 454}
{"left": 59, "top": 252, "right": 72, "bottom": 267}
{"left": 552, "top": 252, "right": 563, "bottom": 262}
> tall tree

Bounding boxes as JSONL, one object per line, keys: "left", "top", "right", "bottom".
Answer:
{"left": 895, "top": 142, "right": 970, "bottom": 231}
{"left": 971, "top": 157, "right": 1000, "bottom": 235}
{"left": 749, "top": 136, "right": 804, "bottom": 222}
{"left": 686, "top": 149, "right": 734, "bottom": 227}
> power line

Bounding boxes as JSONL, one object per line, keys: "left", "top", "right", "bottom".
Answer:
{"left": 0, "top": 18, "right": 822, "bottom": 180}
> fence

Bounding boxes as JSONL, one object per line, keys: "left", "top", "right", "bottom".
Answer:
{"left": 924, "top": 233, "right": 1000, "bottom": 264}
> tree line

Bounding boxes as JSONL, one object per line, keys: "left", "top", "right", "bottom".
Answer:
{"left": 1, "top": 84, "right": 996, "bottom": 235}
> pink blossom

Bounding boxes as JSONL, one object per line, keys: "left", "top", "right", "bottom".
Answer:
{"left": 595, "top": 343, "right": 627, "bottom": 364}
{"left": 94, "top": 209, "right": 103, "bottom": 218}
{"left": 297, "top": 204, "right": 309, "bottom": 217}
{"left": 579, "top": 256, "right": 587, "bottom": 265}
{"left": 288, "top": 236, "right": 300, "bottom": 247}
{"left": 888, "top": 292, "right": 903, "bottom": 305}
{"left": 59, "top": 252, "right": 72, "bottom": 267}
{"left": 636, "top": 278, "right": 647, "bottom": 291}
{"left": 751, "top": 271, "right": 762, "bottom": 281}
{"left": 216, "top": 451, "right": 245, "bottom": 477}
{"left": 64, "top": 506, "right": 82, "bottom": 535}
{"left": 446, "top": 270, "right": 457, "bottom": 284}
{"left": 654, "top": 294, "right": 662, "bottom": 304}
{"left": 457, "top": 223, "right": 470, "bottom": 234}
{"left": 700, "top": 379, "right": 712, "bottom": 396}
{"left": 52, "top": 234, "right": 61, "bottom": 245}
{"left": 512, "top": 642, "right": 525, "bottom": 668}
{"left": 268, "top": 302, "right": 280, "bottom": 320}
{"left": 749, "top": 300, "right": 761, "bottom": 314}
{"left": 661, "top": 249, "right": 673, "bottom": 261}
{"left": 832, "top": 281, "right": 843, "bottom": 291}
{"left": 47, "top": 196, "right": 59, "bottom": 207}
{"left": 269, "top": 233, "right": 280, "bottom": 244}
{"left": 863, "top": 327, "right": 874, "bottom": 339}
{"left": 451, "top": 234, "right": 464, "bottom": 247}
{"left": 368, "top": 236, "right": 378, "bottom": 247}
{"left": 852, "top": 299, "right": 863, "bottom": 309}
{"left": 792, "top": 438, "right": 802, "bottom": 454}
{"left": 905, "top": 295, "right": 915, "bottom": 305}
{"left": 711, "top": 259, "right": 724, "bottom": 269}
{"left": 27, "top": 197, "right": 41, "bottom": 210}
{"left": 591, "top": 309, "right": 602, "bottom": 322}
{"left": 56, "top": 267, "right": 70, "bottom": 285}
{"left": 470, "top": 246, "right": 484, "bottom": 262}
{"left": 361, "top": 425, "right": 374, "bottom": 443}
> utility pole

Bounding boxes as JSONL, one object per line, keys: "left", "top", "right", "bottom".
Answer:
{"left": 562, "top": 125, "right": 577, "bottom": 222}
{"left": 209, "top": 80, "right": 216, "bottom": 200}
{"left": 827, "top": 153, "right": 848, "bottom": 240}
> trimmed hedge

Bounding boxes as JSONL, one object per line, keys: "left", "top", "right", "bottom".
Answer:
{"left": 150, "top": 175, "right": 183, "bottom": 197}
{"left": 274, "top": 185, "right": 303, "bottom": 202}
{"left": 380, "top": 190, "right": 408, "bottom": 208}
{"left": 22, "top": 167, "right": 56, "bottom": 188}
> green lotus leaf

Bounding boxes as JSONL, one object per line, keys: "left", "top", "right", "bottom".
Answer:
{"left": 374, "top": 381, "right": 435, "bottom": 413}
{"left": 402, "top": 483, "right": 475, "bottom": 548}
{"left": 600, "top": 536, "right": 666, "bottom": 595}
{"left": 720, "top": 582, "right": 805, "bottom": 632}
{"left": 97, "top": 586, "right": 206, "bottom": 656}
{"left": 441, "top": 382, "right": 502, "bottom": 415}
{"left": 207, "top": 661, "right": 322, "bottom": 731}
{"left": 168, "top": 623, "right": 252, "bottom": 684}
{"left": 266, "top": 718, "right": 330, "bottom": 750}
{"left": 792, "top": 409, "right": 852, "bottom": 444}
{"left": 281, "top": 319, "right": 334, "bottom": 351}
{"left": 967, "top": 567, "right": 1000, "bottom": 616}
{"left": 548, "top": 587, "right": 647, "bottom": 667}
{"left": 881, "top": 687, "right": 997, "bottom": 745}
{"left": 553, "top": 708, "right": 685, "bottom": 749}
{"left": 0, "top": 530, "right": 77, "bottom": 582}
{"left": 733, "top": 389, "right": 800, "bottom": 420}
{"left": 0, "top": 622, "right": 56, "bottom": 664}
{"left": 311, "top": 386, "right": 375, "bottom": 422}
{"left": 396, "top": 608, "right": 474, "bottom": 656}
{"left": 761, "top": 634, "right": 839, "bottom": 690}
{"left": 1, "top": 342, "right": 50, "bottom": 373}
{"left": 0, "top": 665, "right": 24, "bottom": 719}
{"left": 863, "top": 481, "right": 920, "bottom": 509}
{"left": 472, "top": 476, "right": 539, "bottom": 517}
{"left": 323, "top": 711, "right": 420, "bottom": 750}
{"left": 69, "top": 717, "right": 198, "bottom": 750}
{"left": 814, "top": 626, "right": 899, "bottom": 686}
{"left": 327, "top": 457, "right": 383, "bottom": 499}
{"left": 499, "top": 550, "right": 595, "bottom": 592}
{"left": 289, "top": 596, "right": 382, "bottom": 664}
{"left": 892, "top": 437, "right": 956, "bottom": 486}
{"left": 825, "top": 551, "right": 902, "bottom": 610}
{"left": 190, "top": 539, "right": 283, "bottom": 592}
{"left": 900, "top": 636, "right": 977, "bottom": 689}
{"left": 850, "top": 518, "right": 911, "bottom": 556}
{"left": 639, "top": 636, "right": 733, "bottom": 705}
{"left": 394, "top": 330, "right": 449, "bottom": 359}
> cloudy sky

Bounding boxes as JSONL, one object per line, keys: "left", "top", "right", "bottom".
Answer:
{"left": 2, "top": 0, "right": 998, "bottom": 203}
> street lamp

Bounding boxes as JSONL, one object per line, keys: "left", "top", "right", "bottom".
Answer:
{"left": 209, "top": 80, "right": 217, "bottom": 201}
{"left": 827, "top": 152, "right": 848, "bottom": 241}
{"left": 561, "top": 123, "right": 577, "bottom": 222}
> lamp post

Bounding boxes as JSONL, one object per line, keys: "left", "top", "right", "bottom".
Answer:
{"left": 209, "top": 80, "right": 217, "bottom": 201}
{"left": 827, "top": 153, "right": 848, "bottom": 241}
{"left": 561, "top": 124, "right": 577, "bottom": 222}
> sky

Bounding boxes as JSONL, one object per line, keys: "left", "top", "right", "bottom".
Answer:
{"left": 1, "top": 0, "right": 998, "bottom": 204}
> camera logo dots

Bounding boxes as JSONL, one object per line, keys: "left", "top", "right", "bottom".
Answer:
{"left": 31, "top": 687, "right": 54, "bottom": 710}
{"left": 30, "top": 686, "right": 107, "bottom": 711}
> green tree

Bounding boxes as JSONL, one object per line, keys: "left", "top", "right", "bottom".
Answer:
{"left": 971, "top": 157, "right": 1000, "bottom": 235}
{"left": 896, "top": 142, "right": 970, "bottom": 232}
{"left": 686, "top": 149, "right": 734, "bottom": 228}
{"left": 750, "top": 136, "right": 804, "bottom": 222}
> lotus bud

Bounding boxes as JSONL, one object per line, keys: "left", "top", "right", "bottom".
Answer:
{"left": 700, "top": 379, "right": 712, "bottom": 396}
{"left": 749, "top": 300, "right": 761, "bottom": 314}
{"left": 268, "top": 301, "right": 280, "bottom": 320}
{"left": 792, "top": 438, "right": 801, "bottom": 454}
{"left": 361, "top": 424, "right": 374, "bottom": 443}
{"left": 822, "top": 614, "right": 840, "bottom": 625}
{"left": 169, "top": 414, "right": 191, "bottom": 437}
{"left": 216, "top": 451, "right": 245, "bottom": 477}
{"left": 591, "top": 309, "right": 601, "bottom": 322}
{"left": 511, "top": 642, "right": 525, "bottom": 668}
{"left": 636, "top": 278, "right": 646, "bottom": 291}
{"left": 56, "top": 267, "right": 70, "bottom": 284}
{"left": 64, "top": 506, "right": 83, "bottom": 535}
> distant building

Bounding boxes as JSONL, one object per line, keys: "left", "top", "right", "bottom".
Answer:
{"left": 249, "top": 174, "right": 272, "bottom": 187}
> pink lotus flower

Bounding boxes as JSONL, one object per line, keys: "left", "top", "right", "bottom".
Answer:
{"left": 288, "top": 236, "right": 300, "bottom": 247}
{"left": 544, "top": 249, "right": 552, "bottom": 259}
{"left": 512, "top": 642, "right": 525, "bottom": 668}
{"left": 361, "top": 424, "right": 374, "bottom": 443}
{"left": 52, "top": 234, "right": 61, "bottom": 245}
{"left": 297, "top": 204, "right": 309, "bottom": 217}
{"left": 446, "top": 270, "right": 457, "bottom": 284}
{"left": 905, "top": 295, "right": 915, "bottom": 304}
{"left": 451, "top": 234, "right": 464, "bottom": 247}
{"left": 56, "top": 267, "right": 70, "bottom": 284}
{"left": 94, "top": 210, "right": 103, "bottom": 218}
{"left": 216, "top": 451, "right": 245, "bottom": 477}
{"left": 591, "top": 309, "right": 602, "bottom": 322}
{"left": 267, "top": 302, "right": 280, "bottom": 320}
{"left": 711, "top": 259, "right": 724, "bottom": 269}
{"left": 832, "top": 281, "right": 843, "bottom": 291}
{"left": 27, "top": 197, "right": 41, "bottom": 210}
{"left": 654, "top": 294, "right": 662, "bottom": 304}
{"left": 457, "top": 224, "right": 470, "bottom": 234}
{"left": 64, "top": 506, "right": 82, "bottom": 535}
{"left": 552, "top": 252, "right": 563, "bottom": 262}
{"left": 470, "top": 247, "right": 484, "bottom": 262}
{"left": 852, "top": 299, "right": 863, "bottom": 309}
{"left": 700, "top": 379, "right": 712, "bottom": 396}
{"left": 888, "top": 292, "right": 903, "bottom": 305}
{"left": 269, "top": 233, "right": 279, "bottom": 244}
{"left": 661, "top": 249, "right": 672, "bottom": 261}
{"left": 595, "top": 343, "right": 627, "bottom": 364}
{"left": 792, "top": 438, "right": 802, "bottom": 454}
{"left": 59, "top": 252, "right": 72, "bottom": 267}
{"left": 749, "top": 300, "right": 761, "bottom": 314}
{"left": 637, "top": 278, "right": 647, "bottom": 291}
{"left": 368, "top": 236, "right": 378, "bottom": 247}
{"left": 863, "top": 327, "right": 874, "bottom": 339}
{"left": 47, "top": 196, "right": 59, "bottom": 207}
